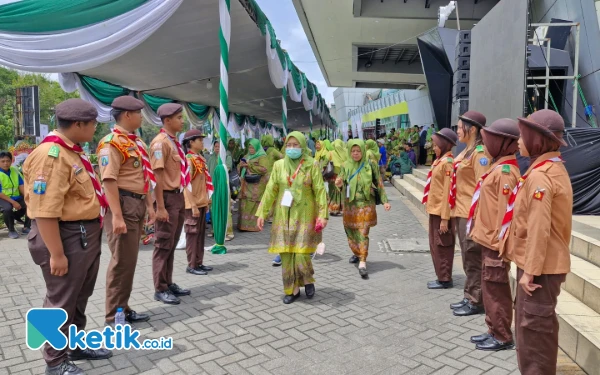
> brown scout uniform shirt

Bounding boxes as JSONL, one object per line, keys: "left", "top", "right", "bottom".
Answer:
{"left": 471, "top": 155, "right": 521, "bottom": 252}
{"left": 97, "top": 125, "right": 146, "bottom": 195}
{"left": 23, "top": 131, "right": 100, "bottom": 221}
{"left": 503, "top": 152, "right": 572, "bottom": 276}
{"left": 426, "top": 152, "right": 454, "bottom": 220}
{"left": 452, "top": 146, "right": 491, "bottom": 218}
{"left": 149, "top": 132, "right": 182, "bottom": 191}
{"left": 184, "top": 154, "right": 209, "bottom": 210}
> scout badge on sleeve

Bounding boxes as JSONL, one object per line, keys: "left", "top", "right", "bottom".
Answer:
{"left": 33, "top": 175, "right": 47, "bottom": 195}
{"left": 479, "top": 157, "right": 489, "bottom": 166}
{"left": 533, "top": 187, "right": 546, "bottom": 200}
{"left": 503, "top": 184, "right": 510, "bottom": 195}
{"left": 48, "top": 145, "right": 60, "bottom": 158}
{"left": 154, "top": 150, "right": 163, "bottom": 160}
{"left": 445, "top": 170, "right": 451, "bottom": 176}
{"left": 101, "top": 156, "right": 109, "bottom": 166}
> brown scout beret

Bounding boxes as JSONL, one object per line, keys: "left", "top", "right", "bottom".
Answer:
{"left": 483, "top": 118, "right": 520, "bottom": 139}
{"left": 459, "top": 110, "right": 486, "bottom": 128}
{"left": 518, "top": 109, "right": 567, "bottom": 147}
{"left": 157, "top": 103, "right": 183, "bottom": 119}
{"left": 55, "top": 98, "right": 98, "bottom": 122}
{"left": 434, "top": 128, "right": 458, "bottom": 146}
{"left": 111, "top": 96, "right": 144, "bottom": 111}
{"left": 183, "top": 129, "right": 206, "bottom": 141}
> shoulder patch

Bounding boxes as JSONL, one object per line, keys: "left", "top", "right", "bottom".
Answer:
{"left": 47, "top": 145, "right": 60, "bottom": 158}
{"left": 475, "top": 145, "right": 484, "bottom": 153}
{"left": 502, "top": 165, "right": 511, "bottom": 174}
{"left": 104, "top": 133, "right": 114, "bottom": 143}
{"left": 98, "top": 148, "right": 110, "bottom": 156}
{"left": 479, "top": 157, "right": 489, "bottom": 166}
{"left": 446, "top": 157, "right": 453, "bottom": 163}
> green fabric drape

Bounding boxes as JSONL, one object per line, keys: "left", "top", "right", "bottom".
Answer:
{"left": 343, "top": 139, "right": 372, "bottom": 202}
{"left": 79, "top": 75, "right": 129, "bottom": 106}
{"left": 143, "top": 94, "right": 175, "bottom": 113}
{"left": 0, "top": 0, "right": 147, "bottom": 32}
{"left": 188, "top": 103, "right": 212, "bottom": 120}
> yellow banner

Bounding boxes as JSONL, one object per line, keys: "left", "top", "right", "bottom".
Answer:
{"left": 361, "top": 101, "right": 409, "bottom": 123}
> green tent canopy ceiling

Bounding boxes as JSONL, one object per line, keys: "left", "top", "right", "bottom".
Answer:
{"left": 0, "top": 0, "right": 147, "bottom": 32}
{"left": 79, "top": 75, "right": 129, "bottom": 106}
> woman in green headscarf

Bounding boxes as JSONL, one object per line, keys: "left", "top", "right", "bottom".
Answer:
{"left": 256, "top": 131, "right": 328, "bottom": 304}
{"left": 323, "top": 139, "right": 333, "bottom": 152}
{"left": 261, "top": 134, "right": 284, "bottom": 173}
{"left": 237, "top": 138, "right": 269, "bottom": 231}
{"left": 328, "top": 139, "right": 347, "bottom": 215}
{"left": 335, "top": 139, "right": 391, "bottom": 278}
{"left": 365, "top": 139, "right": 380, "bottom": 165}
{"left": 314, "top": 140, "right": 329, "bottom": 170}
{"left": 425, "top": 127, "right": 435, "bottom": 166}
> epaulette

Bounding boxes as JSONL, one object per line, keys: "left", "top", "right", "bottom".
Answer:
{"left": 104, "top": 133, "right": 114, "bottom": 143}
{"left": 446, "top": 157, "right": 453, "bottom": 163}
{"left": 47, "top": 145, "right": 60, "bottom": 158}
{"left": 475, "top": 145, "right": 484, "bottom": 153}
{"left": 501, "top": 165, "right": 511, "bottom": 174}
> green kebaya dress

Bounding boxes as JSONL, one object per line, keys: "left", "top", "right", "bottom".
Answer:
{"left": 238, "top": 138, "right": 269, "bottom": 231}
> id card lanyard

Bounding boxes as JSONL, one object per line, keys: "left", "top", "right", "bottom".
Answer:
{"left": 346, "top": 162, "right": 364, "bottom": 198}
{"left": 282, "top": 160, "right": 304, "bottom": 207}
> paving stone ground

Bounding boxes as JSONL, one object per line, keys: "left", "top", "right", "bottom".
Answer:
{"left": 0, "top": 184, "right": 585, "bottom": 374}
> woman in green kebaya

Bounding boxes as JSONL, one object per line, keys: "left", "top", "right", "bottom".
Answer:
{"left": 237, "top": 138, "right": 269, "bottom": 231}
{"left": 256, "top": 131, "right": 328, "bottom": 304}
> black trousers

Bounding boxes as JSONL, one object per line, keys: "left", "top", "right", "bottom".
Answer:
{"left": 0, "top": 196, "right": 30, "bottom": 232}
{"left": 419, "top": 145, "right": 427, "bottom": 165}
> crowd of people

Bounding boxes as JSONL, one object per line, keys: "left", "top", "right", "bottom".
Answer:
{"left": 2, "top": 95, "right": 571, "bottom": 375}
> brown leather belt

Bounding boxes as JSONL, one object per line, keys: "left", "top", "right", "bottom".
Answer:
{"left": 119, "top": 189, "right": 146, "bottom": 200}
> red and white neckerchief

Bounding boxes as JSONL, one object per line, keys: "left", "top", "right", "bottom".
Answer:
{"left": 466, "top": 158, "right": 519, "bottom": 235}
{"left": 498, "top": 156, "right": 563, "bottom": 240}
{"left": 448, "top": 159, "right": 460, "bottom": 209}
{"left": 41, "top": 134, "right": 108, "bottom": 225}
{"left": 113, "top": 128, "right": 156, "bottom": 193}
{"left": 422, "top": 152, "right": 453, "bottom": 204}
{"left": 160, "top": 129, "right": 191, "bottom": 192}
{"left": 187, "top": 151, "right": 214, "bottom": 198}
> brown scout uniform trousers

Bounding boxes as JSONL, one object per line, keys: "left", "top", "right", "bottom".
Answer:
{"left": 481, "top": 246, "right": 512, "bottom": 343}
{"left": 184, "top": 207, "right": 207, "bottom": 268}
{"left": 153, "top": 191, "right": 185, "bottom": 291}
{"left": 515, "top": 268, "right": 565, "bottom": 375}
{"left": 456, "top": 217, "right": 483, "bottom": 306}
{"left": 428, "top": 215, "right": 455, "bottom": 282}
{"left": 104, "top": 195, "right": 147, "bottom": 322}
{"left": 28, "top": 220, "right": 102, "bottom": 367}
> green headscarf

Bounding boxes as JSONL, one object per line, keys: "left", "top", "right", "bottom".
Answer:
{"left": 246, "top": 138, "right": 266, "bottom": 160}
{"left": 343, "top": 139, "right": 373, "bottom": 202}
{"left": 324, "top": 139, "right": 333, "bottom": 151}
{"left": 365, "top": 139, "right": 380, "bottom": 163}
{"left": 314, "top": 140, "right": 328, "bottom": 164}
{"left": 262, "top": 134, "right": 275, "bottom": 149}
{"left": 331, "top": 139, "right": 347, "bottom": 167}
{"left": 284, "top": 131, "right": 315, "bottom": 200}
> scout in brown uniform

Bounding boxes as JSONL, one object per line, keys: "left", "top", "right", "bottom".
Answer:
{"left": 468, "top": 119, "right": 521, "bottom": 351}
{"left": 181, "top": 129, "right": 213, "bottom": 275}
{"left": 149, "top": 103, "right": 191, "bottom": 304}
{"left": 503, "top": 110, "right": 572, "bottom": 374}
{"left": 423, "top": 128, "right": 458, "bottom": 289}
{"left": 450, "top": 111, "right": 490, "bottom": 316}
{"left": 23, "top": 99, "right": 112, "bottom": 375}
{"left": 98, "top": 96, "right": 156, "bottom": 326}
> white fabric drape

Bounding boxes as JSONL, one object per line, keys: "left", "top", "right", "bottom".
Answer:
{"left": 341, "top": 121, "right": 349, "bottom": 142}
{"left": 139, "top": 96, "right": 162, "bottom": 126}
{"left": 0, "top": 0, "right": 183, "bottom": 72}
{"left": 59, "top": 73, "right": 113, "bottom": 122}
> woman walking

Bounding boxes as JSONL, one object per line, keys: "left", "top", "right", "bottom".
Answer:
{"left": 256, "top": 132, "right": 328, "bottom": 304}
{"left": 423, "top": 128, "right": 458, "bottom": 290}
{"left": 328, "top": 139, "right": 346, "bottom": 215}
{"left": 182, "top": 130, "right": 213, "bottom": 275}
{"left": 238, "top": 138, "right": 269, "bottom": 232}
{"left": 450, "top": 111, "right": 490, "bottom": 317}
{"left": 314, "top": 140, "right": 329, "bottom": 170}
{"left": 336, "top": 139, "right": 391, "bottom": 278}
{"left": 365, "top": 139, "right": 380, "bottom": 165}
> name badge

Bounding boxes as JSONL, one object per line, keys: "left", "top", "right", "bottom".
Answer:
{"left": 346, "top": 184, "right": 350, "bottom": 198}
{"left": 281, "top": 189, "right": 293, "bottom": 207}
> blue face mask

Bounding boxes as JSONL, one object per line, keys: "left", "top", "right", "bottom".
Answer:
{"left": 286, "top": 148, "right": 302, "bottom": 160}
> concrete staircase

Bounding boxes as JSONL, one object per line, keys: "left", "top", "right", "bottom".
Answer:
{"left": 391, "top": 167, "right": 600, "bottom": 375}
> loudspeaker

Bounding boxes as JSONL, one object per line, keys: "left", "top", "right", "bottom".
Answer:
{"left": 453, "top": 82, "right": 470, "bottom": 98}
{"left": 455, "top": 43, "right": 471, "bottom": 57}
{"left": 15, "top": 86, "right": 40, "bottom": 137}
{"left": 453, "top": 69, "right": 470, "bottom": 84}
{"left": 456, "top": 30, "right": 471, "bottom": 45}
{"left": 455, "top": 56, "right": 471, "bottom": 71}
{"left": 451, "top": 98, "right": 469, "bottom": 127}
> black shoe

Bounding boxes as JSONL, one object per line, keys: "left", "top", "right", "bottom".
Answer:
{"left": 283, "top": 292, "right": 300, "bottom": 304}
{"left": 45, "top": 361, "right": 84, "bottom": 375}
{"left": 168, "top": 283, "right": 191, "bottom": 296}
{"left": 476, "top": 336, "right": 515, "bottom": 351}
{"left": 349, "top": 255, "right": 359, "bottom": 264}
{"left": 453, "top": 303, "right": 484, "bottom": 316}
{"left": 154, "top": 290, "right": 180, "bottom": 305}
{"left": 126, "top": 310, "right": 150, "bottom": 323}
{"left": 358, "top": 267, "right": 368, "bottom": 278}
{"left": 305, "top": 284, "right": 315, "bottom": 299}
{"left": 450, "top": 298, "right": 469, "bottom": 310}
{"left": 186, "top": 266, "right": 208, "bottom": 275}
{"left": 427, "top": 280, "right": 453, "bottom": 289}
{"left": 470, "top": 332, "right": 491, "bottom": 343}
{"left": 198, "top": 264, "right": 213, "bottom": 271}
{"left": 68, "top": 348, "right": 113, "bottom": 361}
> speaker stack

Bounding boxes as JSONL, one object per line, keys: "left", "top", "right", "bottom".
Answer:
{"left": 452, "top": 30, "right": 471, "bottom": 123}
